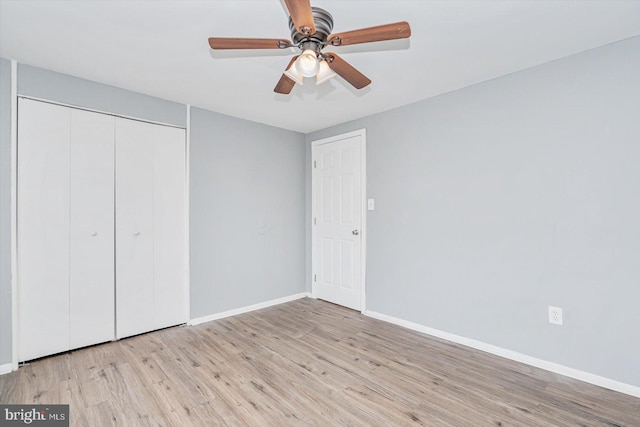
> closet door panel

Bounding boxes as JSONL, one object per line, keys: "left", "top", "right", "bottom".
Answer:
{"left": 115, "top": 118, "right": 155, "bottom": 339}
{"left": 69, "top": 109, "right": 115, "bottom": 349}
{"left": 17, "top": 99, "right": 71, "bottom": 361}
{"left": 153, "top": 126, "right": 187, "bottom": 328}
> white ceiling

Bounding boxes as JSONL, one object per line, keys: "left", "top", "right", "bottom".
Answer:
{"left": 1, "top": 1, "right": 639, "bottom": 133}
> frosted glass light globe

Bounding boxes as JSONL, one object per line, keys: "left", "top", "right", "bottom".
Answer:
{"left": 295, "top": 49, "right": 320, "bottom": 77}
{"left": 316, "top": 60, "right": 337, "bottom": 85}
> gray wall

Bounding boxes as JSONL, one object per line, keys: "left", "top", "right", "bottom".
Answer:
{"left": 18, "top": 64, "right": 186, "bottom": 127}
{"left": 190, "top": 107, "right": 306, "bottom": 318}
{"left": 306, "top": 36, "right": 640, "bottom": 387}
{"left": 0, "top": 58, "right": 11, "bottom": 365}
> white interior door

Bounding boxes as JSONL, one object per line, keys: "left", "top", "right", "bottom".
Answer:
{"left": 115, "top": 118, "right": 155, "bottom": 338}
{"left": 312, "top": 130, "right": 365, "bottom": 311}
{"left": 69, "top": 108, "right": 115, "bottom": 349}
{"left": 17, "top": 99, "right": 71, "bottom": 361}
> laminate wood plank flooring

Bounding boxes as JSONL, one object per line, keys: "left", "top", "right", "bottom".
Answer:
{"left": 1, "top": 298, "right": 638, "bottom": 426}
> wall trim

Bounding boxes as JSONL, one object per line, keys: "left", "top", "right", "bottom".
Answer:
{"left": 189, "top": 293, "right": 311, "bottom": 326}
{"left": 0, "top": 363, "right": 12, "bottom": 375}
{"left": 365, "top": 310, "right": 640, "bottom": 399}
{"left": 10, "top": 59, "right": 18, "bottom": 372}
{"left": 185, "top": 104, "right": 191, "bottom": 323}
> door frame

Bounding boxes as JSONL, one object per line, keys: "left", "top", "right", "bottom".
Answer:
{"left": 10, "top": 60, "right": 18, "bottom": 371}
{"left": 311, "top": 129, "right": 367, "bottom": 313}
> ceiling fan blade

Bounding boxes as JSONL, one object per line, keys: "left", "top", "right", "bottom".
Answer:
{"left": 284, "top": 0, "right": 316, "bottom": 35}
{"left": 328, "top": 21, "right": 411, "bottom": 47}
{"left": 208, "top": 37, "right": 291, "bottom": 50}
{"left": 325, "top": 53, "right": 371, "bottom": 89}
{"left": 274, "top": 56, "right": 299, "bottom": 95}
{"left": 274, "top": 75, "right": 296, "bottom": 95}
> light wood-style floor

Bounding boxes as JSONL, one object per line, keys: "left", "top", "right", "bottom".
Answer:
{"left": 1, "top": 298, "right": 638, "bottom": 426}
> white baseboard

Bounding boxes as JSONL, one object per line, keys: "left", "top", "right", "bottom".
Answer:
{"left": 365, "top": 310, "right": 640, "bottom": 399}
{"left": 189, "top": 292, "right": 311, "bottom": 326}
{"left": 0, "top": 363, "right": 13, "bottom": 375}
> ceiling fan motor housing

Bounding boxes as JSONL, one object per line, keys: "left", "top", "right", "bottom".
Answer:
{"left": 289, "top": 7, "right": 334, "bottom": 49}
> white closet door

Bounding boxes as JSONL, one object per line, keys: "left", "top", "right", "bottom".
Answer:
{"left": 153, "top": 125, "right": 187, "bottom": 329}
{"left": 115, "top": 118, "right": 187, "bottom": 338}
{"left": 69, "top": 109, "right": 115, "bottom": 349}
{"left": 18, "top": 99, "right": 71, "bottom": 361}
{"left": 115, "top": 118, "right": 155, "bottom": 338}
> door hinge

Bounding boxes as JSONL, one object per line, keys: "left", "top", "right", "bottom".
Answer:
{"left": 314, "top": 274, "right": 317, "bottom": 282}
{"left": 313, "top": 217, "right": 316, "bottom": 225}
{"left": 313, "top": 160, "right": 317, "bottom": 168}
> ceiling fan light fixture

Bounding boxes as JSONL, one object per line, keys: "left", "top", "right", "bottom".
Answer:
{"left": 284, "top": 62, "right": 304, "bottom": 85}
{"left": 295, "top": 49, "right": 320, "bottom": 78}
{"left": 316, "top": 60, "right": 337, "bottom": 85}
{"left": 209, "top": 3, "right": 411, "bottom": 95}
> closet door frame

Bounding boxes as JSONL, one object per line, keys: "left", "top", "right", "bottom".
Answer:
{"left": 11, "top": 95, "right": 190, "bottom": 368}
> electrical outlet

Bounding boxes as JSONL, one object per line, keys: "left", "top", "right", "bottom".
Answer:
{"left": 548, "top": 306, "right": 563, "bottom": 325}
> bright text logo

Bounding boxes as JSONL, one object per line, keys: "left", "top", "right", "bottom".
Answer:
{"left": 1, "top": 405, "right": 69, "bottom": 426}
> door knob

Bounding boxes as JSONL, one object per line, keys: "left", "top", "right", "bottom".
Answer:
{"left": 90, "top": 232, "right": 98, "bottom": 237}
{"left": 133, "top": 231, "right": 141, "bottom": 236}
{"left": 352, "top": 229, "right": 360, "bottom": 236}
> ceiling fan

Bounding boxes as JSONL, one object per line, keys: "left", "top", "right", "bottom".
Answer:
{"left": 208, "top": 0, "right": 411, "bottom": 94}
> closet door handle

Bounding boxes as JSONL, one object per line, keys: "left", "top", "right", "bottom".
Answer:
{"left": 133, "top": 231, "right": 141, "bottom": 237}
{"left": 90, "top": 231, "right": 98, "bottom": 237}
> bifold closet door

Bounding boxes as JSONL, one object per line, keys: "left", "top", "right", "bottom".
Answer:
{"left": 115, "top": 118, "right": 155, "bottom": 338}
{"left": 152, "top": 124, "right": 188, "bottom": 329}
{"left": 115, "top": 118, "right": 187, "bottom": 339}
{"left": 69, "top": 108, "right": 115, "bottom": 349}
{"left": 18, "top": 99, "right": 115, "bottom": 362}
{"left": 18, "top": 99, "right": 71, "bottom": 361}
